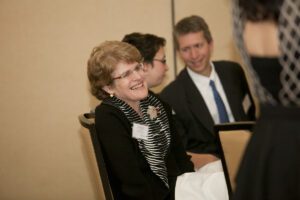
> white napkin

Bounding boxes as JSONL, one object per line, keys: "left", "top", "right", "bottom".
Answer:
{"left": 175, "top": 160, "right": 229, "bottom": 200}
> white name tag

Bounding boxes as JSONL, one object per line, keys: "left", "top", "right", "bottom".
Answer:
{"left": 132, "top": 123, "right": 149, "bottom": 140}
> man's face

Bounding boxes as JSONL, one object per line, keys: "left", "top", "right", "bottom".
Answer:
{"left": 144, "top": 46, "right": 168, "bottom": 88}
{"left": 177, "top": 31, "right": 213, "bottom": 77}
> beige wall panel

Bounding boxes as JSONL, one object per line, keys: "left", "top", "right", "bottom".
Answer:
{"left": 0, "top": 0, "right": 171, "bottom": 199}
{"left": 0, "top": 0, "right": 237, "bottom": 199}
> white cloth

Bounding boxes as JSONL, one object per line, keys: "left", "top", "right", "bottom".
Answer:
{"left": 175, "top": 160, "right": 229, "bottom": 200}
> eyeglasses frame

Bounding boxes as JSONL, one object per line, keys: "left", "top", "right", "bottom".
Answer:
{"left": 112, "top": 62, "right": 145, "bottom": 80}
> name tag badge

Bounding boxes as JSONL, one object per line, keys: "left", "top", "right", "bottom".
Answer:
{"left": 243, "top": 94, "right": 251, "bottom": 112}
{"left": 132, "top": 123, "right": 149, "bottom": 140}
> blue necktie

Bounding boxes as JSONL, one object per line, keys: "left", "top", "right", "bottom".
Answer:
{"left": 209, "top": 80, "right": 229, "bottom": 123}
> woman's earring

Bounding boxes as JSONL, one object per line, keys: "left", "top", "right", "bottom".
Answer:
{"left": 110, "top": 93, "right": 114, "bottom": 98}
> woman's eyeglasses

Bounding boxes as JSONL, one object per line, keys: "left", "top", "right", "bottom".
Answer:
{"left": 112, "top": 63, "right": 144, "bottom": 80}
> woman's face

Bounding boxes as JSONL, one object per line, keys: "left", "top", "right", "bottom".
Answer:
{"left": 105, "top": 61, "right": 148, "bottom": 108}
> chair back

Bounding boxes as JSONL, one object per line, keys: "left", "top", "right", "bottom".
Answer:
{"left": 214, "top": 121, "right": 255, "bottom": 197}
{"left": 78, "top": 113, "right": 114, "bottom": 200}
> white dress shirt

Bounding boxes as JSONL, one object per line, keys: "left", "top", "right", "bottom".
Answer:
{"left": 187, "top": 63, "right": 235, "bottom": 124}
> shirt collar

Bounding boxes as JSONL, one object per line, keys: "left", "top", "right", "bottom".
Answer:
{"left": 187, "top": 62, "right": 217, "bottom": 86}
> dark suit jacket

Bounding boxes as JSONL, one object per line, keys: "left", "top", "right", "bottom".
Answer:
{"left": 160, "top": 61, "right": 256, "bottom": 155}
{"left": 95, "top": 94, "right": 194, "bottom": 200}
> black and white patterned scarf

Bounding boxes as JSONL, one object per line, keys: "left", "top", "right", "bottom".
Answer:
{"left": 103, "top": 93, "right": 171, "bottom": 187}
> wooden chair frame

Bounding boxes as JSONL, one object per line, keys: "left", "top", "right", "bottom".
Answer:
{"left": 79, "top": 113, "right": 114, "bottom": 200}
{"left": 214, "top": 121, "right": 255, "bottom": 197}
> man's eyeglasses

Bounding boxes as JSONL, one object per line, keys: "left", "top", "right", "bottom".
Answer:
{"left": 153, "top": 58, "right": 167, "bottom": 64}
{"left": 112, "top": 63, "right": 144, "bottom": 80}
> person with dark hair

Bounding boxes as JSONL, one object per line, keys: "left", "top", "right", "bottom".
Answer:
{"left": 232, "top": 0, "right": 300, "bottom": 199}
{"left": 122, "top": 32, "right": 168, "bottom": 89}
{"left": 87, "top": 40, "right": 194, "bottom": 200}
{"left": 160, "top": 15, "right": 256, "bottom": 170}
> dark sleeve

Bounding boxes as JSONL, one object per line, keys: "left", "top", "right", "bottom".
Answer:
{"left": 159, "top": 98, "right": 194, "bottom": 173}
{"left": 169, "top": 114, "right": 194, "bottom": 173}
{"left": 95, "top": 105, "right": 155, "bottom": 200}
{"left": 159, "top": 85, "right": 190, "bottom": 149}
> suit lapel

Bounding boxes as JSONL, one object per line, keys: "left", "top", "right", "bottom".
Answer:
{"left": 214, "top": 63, "right": 241, "bottom": 120}
{"left": 179, "top": 69, "right": 215, "bottom": 133}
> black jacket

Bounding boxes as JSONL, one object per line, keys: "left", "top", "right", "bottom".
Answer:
{"left": 95, "top": 94, "right": 194, "bottom": 200}
{"left": 160, "top": 61, "right": 256, "bottom": 155}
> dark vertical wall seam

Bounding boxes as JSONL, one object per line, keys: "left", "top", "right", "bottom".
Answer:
{"left": 171, "top": 0, "right": 177, "bottom": 77}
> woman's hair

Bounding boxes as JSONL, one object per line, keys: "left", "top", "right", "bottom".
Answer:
{"left": 238, "top": 0, "right": 283, "bottom": 21}
{"left": 173, "top": 15, "right": 212, "bottom": 49}
{"left": 87, "top": 41, "right": 142, "bottom": 100}
{"left": 122, "top": 32, "right": 166, "bottom": 64}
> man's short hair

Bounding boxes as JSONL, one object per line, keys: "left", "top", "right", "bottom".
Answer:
{"left": 174, "top": 15, "right": 212, "bottom": 49}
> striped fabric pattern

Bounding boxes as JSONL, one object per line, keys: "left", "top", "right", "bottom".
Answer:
{"left": 105, "top": 94, "right": 171, "bottom": 187}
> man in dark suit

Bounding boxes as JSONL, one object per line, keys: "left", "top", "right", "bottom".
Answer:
{"left": 160, "top": 15, "right": 256, "bottom": 170}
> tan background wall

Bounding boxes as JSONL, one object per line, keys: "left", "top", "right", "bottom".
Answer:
{"left": 0, "top": 0, "right": 237, "bottom": 199}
